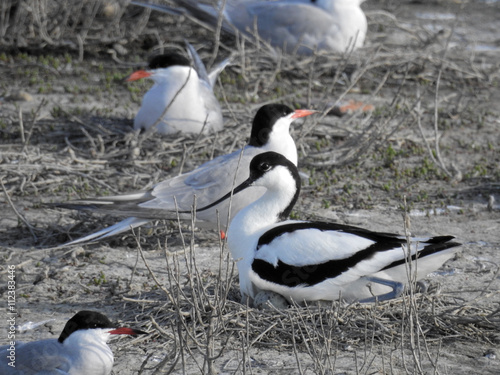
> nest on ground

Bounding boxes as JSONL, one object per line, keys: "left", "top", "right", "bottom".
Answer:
{"left": 115, "top": 236, "right": 500, "bottom": 373}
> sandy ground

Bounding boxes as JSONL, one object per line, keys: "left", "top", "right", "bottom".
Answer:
{"left": 1, "top": 0, "right": 499, "bottom": 374}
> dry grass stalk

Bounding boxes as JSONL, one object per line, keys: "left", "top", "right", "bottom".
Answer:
{"left": 115, "top": 207, "right": 499, "bottom": 373}
{"left": 1, "top": 5, "right": 498, "bottom": 373}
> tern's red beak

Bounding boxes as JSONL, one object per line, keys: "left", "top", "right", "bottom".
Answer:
{"left": 291, "top": 109, "right": 317, "bottom": 119}
{"left": 109, "top": 327, "right": 146, "bottom": 335}
{"left": 126, "top": 70, "right": 152, "bottom": 82}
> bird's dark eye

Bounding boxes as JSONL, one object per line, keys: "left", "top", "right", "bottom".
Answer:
{"left": 260, "top": 162, "right": 271, "bottom": 171}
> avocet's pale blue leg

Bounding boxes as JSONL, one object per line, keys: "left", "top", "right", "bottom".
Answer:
{"left": 359, "top": 276, "right": 405, "bottom": 303}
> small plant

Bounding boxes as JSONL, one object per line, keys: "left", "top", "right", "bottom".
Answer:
{"left": 92, "top": 271, "right": 107, "bottom": 286}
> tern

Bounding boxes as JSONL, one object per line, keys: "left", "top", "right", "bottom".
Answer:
{"left": 193, "top": 152, "right": 461, "bottom": 305}
{"left": 53, "top": 104, "right": 316, "bottom": 245}
{"left": 127, "top": 42, "right": 229, "bottom": 134}
{"left": 131, "top": 0, "right": 367, "bottom": 55}
{"left": 0, "top": 311, "right": 146, "bottom": 375}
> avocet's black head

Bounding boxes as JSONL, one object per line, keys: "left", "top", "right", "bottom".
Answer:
{"left": 192, "top": 151, "right": 301, "bottom": 220}
{"left": 248, "top": 151, "right": 298, "bottom": 183}
{"left": 148, "top": 53, "right": 190, "bottom": 70}
{"left": 58, "top": 311, "right": 114, "bottom": 343}
{"left": 249, "top": 104, "right": 294, "bottom": 147}
{"left": 248, "top": 151, "right": 301, "bottom": 219}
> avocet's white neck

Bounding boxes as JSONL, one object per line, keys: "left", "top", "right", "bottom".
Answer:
{"left": 227, "top": 166, "right": 298, "bottom": 260}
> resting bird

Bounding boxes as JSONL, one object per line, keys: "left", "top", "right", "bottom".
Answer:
{"left": 0, "top": 311, "right": 146, "bottom": 375}
{"left": 52, "top": 104, "right": 316, "bottom": 245}
{"left": 131, "top": 0, "right": 368, "bottom": 55}
{"left": 127, "top": 42, "right": 229, "bottom": 134}
{"left": 193, "top": 152, "right": 461, "bottom": 305}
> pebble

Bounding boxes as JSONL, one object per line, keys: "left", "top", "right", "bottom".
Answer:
{"left": 113, "top": 43, "right": 128, "bottom": 56}
{"left": 6, "top": 91, "right": 33, "bottom": 102}
{"left": 483, "top": 349, "right": 497, "bottom": 359}
{"left": 102, "top": 2, "right": 120, "bottom": 19}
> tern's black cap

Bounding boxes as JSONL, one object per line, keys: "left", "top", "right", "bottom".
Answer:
{"left": 249, "top": 104, "right": 294, "bottom": 147}
{"left": 58, "top": 311, "right": 114, "bottom": 343}
{"left": 148, "top": 53, "right": 190, "bottom": 70}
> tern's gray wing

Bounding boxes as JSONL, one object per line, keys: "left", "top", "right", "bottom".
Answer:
{"left": 131, "top": 0, "right": 235, "bottom": 35}
{"left": 207, "top": 56, "right": 231, "bottom": 88}
{"left": 50, "top": 147, "right": 263, "bottom": 227}
{"left": 53, "top": 146, "right": 266, "bottom": 245}
{"left": 184, "top": 41, "right": 223, "bottom": 131}
{"left": 142, "top": 146, "right": 266, "bottom": 222}
{"left": 56, "top": 147, "right": 265, "bottom": 245}
{"left": 185, "top": 41, "right": 211, "bottom": 88}
{"left": 231, "top": 2, "right": 346, "bottom": 54}
{"left": 184, "top": 41, "right": 226, "bottom": 130}
{"left": 130, "top": 0, "right": 186, "bottom": 16}
{"left": 0, "top": 340, "right": 71, "bottom": 375}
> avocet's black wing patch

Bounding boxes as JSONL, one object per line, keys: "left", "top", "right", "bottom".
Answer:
{"left": 253, "top": 222, "right": 459, "bottom": 288}
{"left": 257, "top": 221, "right": 402, "bottom": 250}
{"left": 252, "top": 238, "right": 402, "bottom": 287}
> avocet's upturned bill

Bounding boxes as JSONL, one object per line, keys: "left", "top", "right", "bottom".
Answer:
{"left": 130, "top": 0, "right": 367, "bottom": 55}
{"left": 0, "top": 311, "right": 146, "bottom": 375}
{"left": 193, "top": 152, "right": 461, "bottom": 304}
{"left": 127, "top": 42, "right": 229, "bottom": 134}
{"left": 53, "top": 104, "right": 316, "bottom": 245}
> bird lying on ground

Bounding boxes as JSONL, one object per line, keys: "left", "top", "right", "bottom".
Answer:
{"left": 0, "top": 310, "right": 146, "bottom": 375}
{"left": 192, "top": 151, "right": 461, "bottom": 306}
{"left": 131, "top": 0, "right": 368, "bottom": 55}
{"left": 127, "top": 42, "right": 229, "bottom": 134}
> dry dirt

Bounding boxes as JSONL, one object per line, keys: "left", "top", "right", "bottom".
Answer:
{"left": 0, "top": 0, "right": 499, "bottom": 374}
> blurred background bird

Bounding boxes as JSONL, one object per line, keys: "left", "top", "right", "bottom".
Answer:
{"left": 127, "top": 41, "right": 230, "bottom": 134}
{"left": 131, "top": 0, "right": 368, "bottom": 55}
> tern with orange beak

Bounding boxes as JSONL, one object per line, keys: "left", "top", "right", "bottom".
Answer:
{"left": 127, "top": 42, "right": 229, "bottom": 134}
{"left": 53, "top": 104, "right": 316, "bottom": 245}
